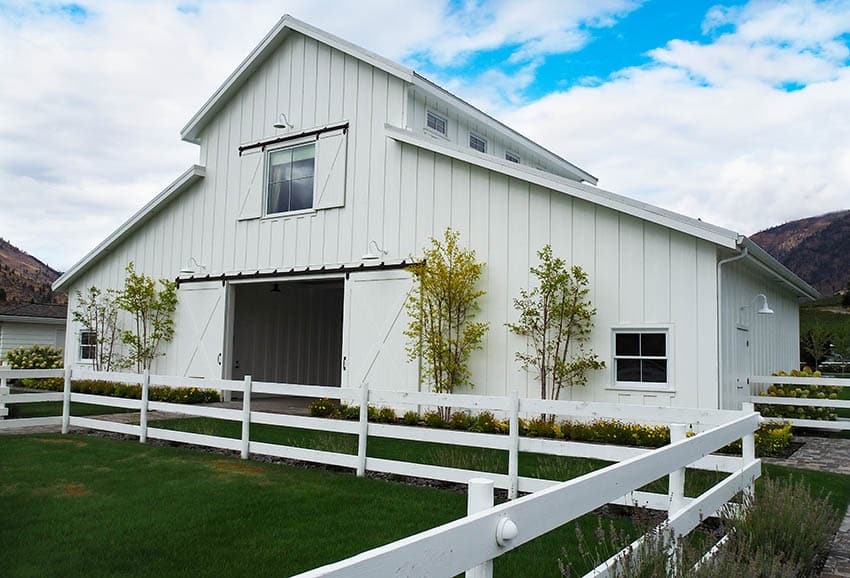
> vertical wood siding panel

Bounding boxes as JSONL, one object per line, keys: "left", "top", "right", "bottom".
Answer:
{"left": 315, "top": 42, "right": 331, "bottom": 126}
{"left": 289, "top": 34, "right": 304, "bottom": 128}
{"left": 398, "top": 144, "right": 419, "bottom": 258}
{"left": 350, "top": 61, "right": 373, "bottom": 259}
{"left": 528, "top": 184, "right": 551, "bottom": 258}
{"left": 468, "top": 166, "right": 491, "bottom": 389}
{"left": 302, "top": 37, "right": 318, "bottom": 128}
{"left": 450, "top": 160, "right": 471, "bottom": 233}
{"left": 335, "top": 54, "right": 359, "bottom": 263}
{"left": 296, "top": 216, "right": 311, "bottom": 266}
{"left": 594, "top": 208, "right": 620, "bottom": 400}
{"left": 383, "top": 78, "right": 405, "bottom": 259}
{"left": 328, "top": 48, "right": 345, "bottom": 122}
{"left": 696, "top": 242, "right": 718, "bottom": 408}
{"left": 669, "top": 233, "right": 698, "bottom": 407}
{"left": 433, "top": 154, "right": 452, "bottom": 232}
{"left": 368, "top": 71, "right": 388, "bottom": 251}
{"left": 506, "top": 178, "right": 531, "bottom": 398}
{"left": 643, "top": 224, "right": 671, "bottom": 323}
{"left": 415, "top": 149, "right": 435, "bottom": 245}
{"left": 618, "top": 215, "right": 644, "bottom": 324}
{"left": 486, "top": 172, "right": 509, "bottom": 396}
{"left": 264, "top": 46, "right": 280, "bottom": 135}
{"left": 549, "top": 193, "right": 572, "bottom": 266}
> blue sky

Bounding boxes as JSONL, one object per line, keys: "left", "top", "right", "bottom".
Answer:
{"left": 1, "top": 0, "right": 850, "bottom": 271}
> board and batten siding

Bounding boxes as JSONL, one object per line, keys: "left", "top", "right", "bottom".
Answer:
{"left": 64, "top": 29, "right": 719, "bottom": 407}
{"left": 719, "top": 259, "right": 800, "bottom": 409}
{"left": 1, "top": 322, "right": 66, "bottom": 359}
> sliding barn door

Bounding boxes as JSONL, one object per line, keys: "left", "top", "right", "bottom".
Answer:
{"left": 344, "top": 270, "right": 418, "bottom": 392}
{"left": 172, "top": 281, "right": 226, "bottom": 379}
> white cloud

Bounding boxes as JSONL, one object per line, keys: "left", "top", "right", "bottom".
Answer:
{"left": 2, "top": 0, "right": 850, "bottom": 274}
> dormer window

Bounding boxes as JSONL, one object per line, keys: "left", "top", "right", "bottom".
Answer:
{"left": 266, "top": 142, "right": 316, "bottom": 215}
{"left": 505, "top": 150, "right": 521, "bottom": 163}
{"left": 426, "top": 110, "right": 448, "bottom": 136}
{"left": 469, "top": 132, "right": 487, "bottom": 153}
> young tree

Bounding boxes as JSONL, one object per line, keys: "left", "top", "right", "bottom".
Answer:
{"left": 71, "top": 286, "right": 121, "bottom": 371}
{"left": 801, "top": 325, "right": 833, "bottom": 371}
{"left": 405, "top": 229, "right": 489, "bottom": 420}
{"left": 116, "top": 262, "right": 178, "bottom": 373}
{"left": 507, "top": 245, "right": 604, "bottom": 405}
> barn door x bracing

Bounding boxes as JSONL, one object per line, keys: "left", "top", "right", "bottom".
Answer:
{"left": 344, "top": 270, "right": 418, "bottom": 392}
{"left": 172, "top": 281, "right": 225, "bottom": 379}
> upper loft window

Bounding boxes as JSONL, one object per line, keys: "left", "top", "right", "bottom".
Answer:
{"left": 613, "top": 330, "right": 668, "bottom": 387}
{"left": 426, "top": 110, "right": 448, "bottom": 136}
{"left": 505, "top": 150, "right": 521, "bottom": 163}
{"left": 469, "top": 132, "right": 487, "bottom": 153}
{"left": 79, "top": 330, "right": 96, "bottom": 361}
{"left": 267, "top": 142, "right": 315, "bottom": 215}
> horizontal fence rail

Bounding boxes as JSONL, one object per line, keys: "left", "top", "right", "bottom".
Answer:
{"left": 0, "top": 366, "right": 763, "bottom": 576}
{"left": 750, "top": 374, "right": 850, "bottom": 431}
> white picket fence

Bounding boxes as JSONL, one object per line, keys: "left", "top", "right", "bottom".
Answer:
{"left": 750, "top": 374, "right": 850, "bottom": 431}
{"left": 0, "top": 366, "right": 761, "bottom": 577}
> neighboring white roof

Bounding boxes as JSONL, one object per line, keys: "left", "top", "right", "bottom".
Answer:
{"left": 179, "top": 14, "right": 596, "bottom": 184}
{"left": 52, "top": 166, "right": 205, "bottom": 292}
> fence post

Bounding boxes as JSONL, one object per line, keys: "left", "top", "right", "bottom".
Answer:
{"left": 356, "top": 383, "right": 370, "bottom": 477}
{"left": 741, "top": 402, "right": 756, "bottom": 499}
{"left": 508, "top": 390, "right": 520, "bottom": 500}
{"left": 0, "top": 361, "right": 8, "bottom": 420}
{"left": 241, "top": 375, "right": 252, "bottom": 460}
{"left": 465, "top": 478, "right": 495, "bottom": 578}
{"left": 668, "top": 424, "right": 687, "bottom": 516}
{"left": 139, "top": 370, "right": 150, "bottom": 443}
{"left": 61, "top": 366, "right": 72, "bottom": 434}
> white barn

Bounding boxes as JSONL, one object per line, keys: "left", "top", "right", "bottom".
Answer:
{"left": 53, "top": 16, "right": 818, "bottom": 411}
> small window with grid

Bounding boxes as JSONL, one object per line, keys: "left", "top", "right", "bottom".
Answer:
{"left": 613, "top": 330, "right": 668, "bottom": 386}
{"left": 79, "top": 330, "right": 96, "bottom": 361}
{"left": 426, "top": 110, "right": 448, "bottom": 136}
{"left": 505, "top": 150, "right": 521, "bottom": 163}
{"left": 469, "top": 132, "right": 487, "bottom": 153}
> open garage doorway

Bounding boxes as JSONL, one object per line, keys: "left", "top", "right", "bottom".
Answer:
{"left": 230, "top": 278, "right": 344, "bottom": 387}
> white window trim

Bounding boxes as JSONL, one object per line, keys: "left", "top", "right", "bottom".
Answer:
{"left": 77, "top": 329, "right": 96, "bottom": 364}
{"left": 424, "top": 109, "right": 449, "bottom": 140}
{"left": 264, "top": 140, "right": 317, "bottom": 218}
{"left": 469, "top": 131, "right": 487, "bottom": 153}
{"left": 608, "top": 326, "right": 674, "bottom": 392}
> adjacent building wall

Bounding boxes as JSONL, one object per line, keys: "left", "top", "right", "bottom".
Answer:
{"left": 1, "top": 321, "right": 66, "bottom": 359}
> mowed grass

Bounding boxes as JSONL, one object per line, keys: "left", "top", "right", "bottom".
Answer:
{"left": 0, "top": 433, "right": 641, "bottom": 578}
{"left": 7, "top": 400, "right": 132, "bottom": 419}
{"left": 150, "top": 416, "right": 729, "bottom": 497}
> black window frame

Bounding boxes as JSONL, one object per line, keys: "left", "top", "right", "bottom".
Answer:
{"left": 612, "top": 329, "right": 670, "bottom": 388}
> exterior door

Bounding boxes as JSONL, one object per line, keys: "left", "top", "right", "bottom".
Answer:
{"left": 731, "top": 326, "right": 751, "bottom": 409}
{"left": 171, "top": 281, "right": 225, "bottom": 379}
{"left": 344, "top": 270, "right": 418, "bottom": 392}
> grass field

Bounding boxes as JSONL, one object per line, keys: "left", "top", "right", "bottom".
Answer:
{"left": 6, "top": 400, "right": 132, "bottom": 419}
{"left": 2, "top": 431, "right": 848, "bottom": 578}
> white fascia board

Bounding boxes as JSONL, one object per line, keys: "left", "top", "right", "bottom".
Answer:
{"left": 738, "top": 237, "right": 820, "bottom": 301}
{"left": 180, "top": 14, "right": 413, "bottom": 144}
{"left": 386, "top": 124, "right": 738, "bottom": 249}
{"left": 0, "top": 316, "right": 66, "bottom": 325}
{"left": 412, "top": 73, "right": 598, "bottom": 185}
{"left": 52, "top": 165, "right": 206, "bottom": 292}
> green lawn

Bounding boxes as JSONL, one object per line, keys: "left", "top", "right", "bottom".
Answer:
{"left": 150, "top": 416, "right": 728, "bottom": 497}
{"left": 7, "top": 400, "right": 132, "bottom": 419}
{"left": 2, "top": 431, "right": 848, "bottom": 578}
{"left": 0, "top": 434, "right": 638, "bottom": 578}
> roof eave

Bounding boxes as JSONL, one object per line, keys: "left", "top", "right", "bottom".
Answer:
{"left": 52, "top": 165, "right": 206, "bottom": 292}
{"left": 0, "top": 315, "right": 66, "bottom": 325}
{"left": 386, "top": 124, "right": 738, "bottom": 249}
{"left": 738, "top": 237, "right": 821, "bottom": 301}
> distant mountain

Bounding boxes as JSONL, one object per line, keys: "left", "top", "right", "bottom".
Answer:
{"left": 751, "top": 210, "right": 850, "bottom": 295}
{"left": 0, "top": 238, "right": 66, "bottom": 304}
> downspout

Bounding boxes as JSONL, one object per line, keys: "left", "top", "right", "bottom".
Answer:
{"left": 716, "top": 244, "right": 748, "bottom": 410}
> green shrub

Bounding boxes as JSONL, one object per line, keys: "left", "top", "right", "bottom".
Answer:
{"left": 448, "top": 411, "right": 475, "bottom": 430}
{"left": 472, "top": 410, "right": 505, "bottom": 434}
{"left": 308, "top": 398, "right": 338, "bottom": 417}
{"left": 4, "top": 344, "right": 63, "bottom": 369}
{"left": 525, "top": 417, "right": 559, "bottom": 438}
{"left": 377, "top": 407, "right": 397, "bottom": 423}
{"left": 402, "top": 411, "right": 420, "bottom": 426}
{"left": 755, "top": 368, "right": 840, "bottom": 421}
{"left": 423, "top": 410, "right": 446, "bottom": 429}
{"left": 720, "top": 422, "right": 793, "bottom": 457}
{"left": 15, "top": 378, "right": 219, "bottom": 404}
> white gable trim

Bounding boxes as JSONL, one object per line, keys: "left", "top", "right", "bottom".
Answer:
{"left": 0, "top": 315, "right": 66, "bottom": 326}
{"left": 52, "top": 165, "right": 206, "bottom": 292}
{"left": 385, "top": 123, "right": 739, "bottom": 249}
{"left": 180, "top": 15, "right": 414, "bottom": 144}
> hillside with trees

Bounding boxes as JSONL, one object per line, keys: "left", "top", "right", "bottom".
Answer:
{"left": 0, "top": 237, "right": 66, "bottom": 304}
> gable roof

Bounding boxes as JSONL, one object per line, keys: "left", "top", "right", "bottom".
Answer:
{"left": 52, "top": 166, "right": 205, "bottom": 292}
{"left": 179, "top": 15, "right": 596, "bottom": 184}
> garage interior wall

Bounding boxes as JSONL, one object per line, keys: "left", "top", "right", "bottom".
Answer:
{"left": 231, "top": 280, "right": 343, "bottom": 386}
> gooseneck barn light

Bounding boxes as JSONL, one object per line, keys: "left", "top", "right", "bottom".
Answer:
{"left": 273, "top": 112, "right": 294, "bottom": 130}
{"left": 179, "top": 256, "right": 207, "bottom": 275}
{"left": 362, "top": 240, "right": 388, "bottom": 261}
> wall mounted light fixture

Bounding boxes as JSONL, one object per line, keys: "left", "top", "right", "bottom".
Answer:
{"left": 179, "top": 257, "right": 207, "bottom": 275}
{"left": 273, "top": 112, "right": 294, "bottom": 130}
{"left": 362, "top": 240, "right": 388, "bottom": 261}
